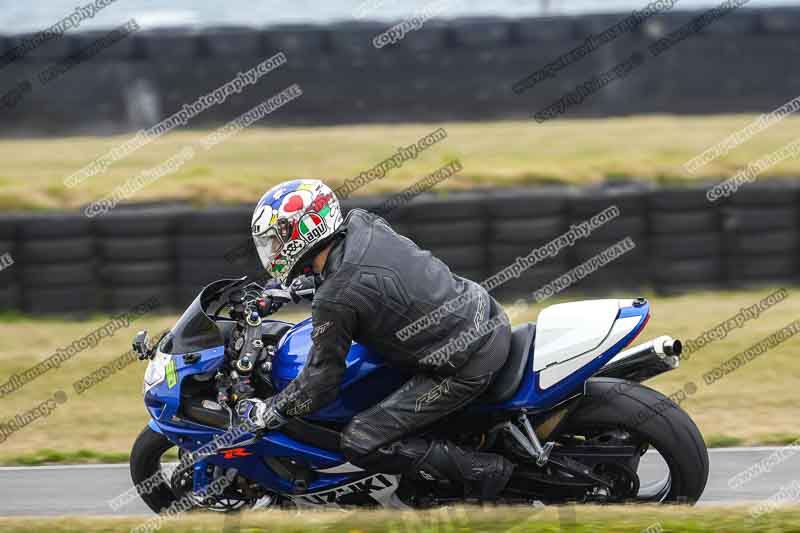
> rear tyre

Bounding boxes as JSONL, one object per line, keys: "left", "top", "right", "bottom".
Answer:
{"left": 559, "top": 378, "right": 709, "bottom": 504}
{"left": 130, "top": 425, "right": 179, "bottom": 514}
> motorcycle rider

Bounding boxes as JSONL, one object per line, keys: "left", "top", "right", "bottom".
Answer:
{"left": 237, "top": 179, "right": 514, "bottom": 501}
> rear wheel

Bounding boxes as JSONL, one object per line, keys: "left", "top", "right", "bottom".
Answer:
{"left": 556, "top": 378, "right": 709, "bottom": 504}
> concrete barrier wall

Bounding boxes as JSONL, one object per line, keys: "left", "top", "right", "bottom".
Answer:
{"left": 1, "top": 7, "right": 799, "bottom": 136}
{"left": 0, "top": 181, "right": 797, "bottom": 314}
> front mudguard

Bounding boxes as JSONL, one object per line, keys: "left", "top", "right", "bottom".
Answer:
{"left": 148, "top": 419, "right": 164, "bottom": 435}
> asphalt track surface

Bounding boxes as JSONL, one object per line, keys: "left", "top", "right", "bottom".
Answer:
{"left": 0, "top": 447, "right": 793, "bottom": 516}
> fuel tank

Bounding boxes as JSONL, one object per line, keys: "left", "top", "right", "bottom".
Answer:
{"left": 272, "top": 317, "right": 411, "bottom": 423}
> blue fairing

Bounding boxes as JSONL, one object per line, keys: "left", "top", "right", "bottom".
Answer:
{"left": 152, "top": 417, "right": 353, "bottom": 494}
{"left": 144, "top": 345, "right": 226, "bottom": 424}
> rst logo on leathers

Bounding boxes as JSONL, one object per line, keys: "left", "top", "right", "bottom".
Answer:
{"left": 415, "top": 377, "right": 452, "bottom": 412}
{"left": 289, "top": 473, "right": 398, "bottom": 507}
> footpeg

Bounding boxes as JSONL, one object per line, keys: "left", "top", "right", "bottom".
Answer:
{"left": 537, "top": 441, "right": 554, "bottom": 467}
{"left": 518, "top": 413, "right": 555, "bottom": 467}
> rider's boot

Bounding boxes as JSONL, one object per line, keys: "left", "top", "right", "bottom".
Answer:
{"left": 349, "top": 438, "right": 514, "bottom": 502}
{"left": 412, "top": 440, "right": 515, "bottom": 501}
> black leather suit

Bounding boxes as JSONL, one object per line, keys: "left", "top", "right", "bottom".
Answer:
{"left": 269, "top": 208, "right": 512, "bottom": 474}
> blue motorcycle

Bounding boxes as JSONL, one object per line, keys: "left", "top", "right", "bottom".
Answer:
{"left": 130, "top": 276, "right": 708, "bottom": 512}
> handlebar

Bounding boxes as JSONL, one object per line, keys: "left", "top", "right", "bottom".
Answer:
{"left": 233, "top": 273, "right": 320, "bottom": 319}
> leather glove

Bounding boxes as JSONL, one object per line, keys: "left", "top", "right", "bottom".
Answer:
{"left": 235, "top": 398, "right": 288, "bottom": 431}
{"left": 262, "top": 287, "right": 293, "bottom": 313}
{"left": 264, "top": 278, "right": 283, "bottom": 290}
{"left": 289, "top": 274, "right": 319, "bottom": 302}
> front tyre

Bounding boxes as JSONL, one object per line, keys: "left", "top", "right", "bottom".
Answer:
{"left": 559, "top": 378, "right": 709, "bottom": 504}
{"left": 130, "top": 425, "right": 180, "bottom": 514}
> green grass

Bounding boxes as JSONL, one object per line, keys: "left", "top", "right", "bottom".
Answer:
{"left": 7, "top": 449, "right": 129, "bottom": 466}
{"left": 704, "top": 435, "right": 746, "bottom": 449}
{"left": 3, "top": 115, "right": 800, "bottom": 210}
{"left": 1, "top": 505, "right": 800, "bottom": 532}
{"left": 758, "top": 433, "right": 800, "bottom": 446}
{"left": 3, "top": 447, "right": 181, "bottom": 466}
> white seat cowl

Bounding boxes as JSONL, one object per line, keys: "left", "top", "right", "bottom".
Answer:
{"left": 538, "top": 316, "right": 642, "bottom": 389}
{"left": 533, "top": 299, "right": 624, "bottom": 372}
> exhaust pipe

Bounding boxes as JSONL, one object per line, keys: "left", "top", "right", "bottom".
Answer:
{"left": 594, "top": 336, "right": 682, "bottom": 383}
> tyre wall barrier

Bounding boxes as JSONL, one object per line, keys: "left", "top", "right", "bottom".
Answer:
{"left": 568, "top": 184, "right": 650, "bottom": 293}
{"left": 1, "top": 7, "right": 799, "bottom": 135}
{"left": 0, "top": 180, "right": 798, "bottom": 314}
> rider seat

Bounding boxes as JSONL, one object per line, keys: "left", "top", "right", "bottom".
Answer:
{"left": 481, "top": 323, "right": 536, "bottom": 403}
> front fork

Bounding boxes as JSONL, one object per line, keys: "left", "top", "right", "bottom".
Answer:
{"left": 193, "top": 459, "right": 211, "bottom": 495}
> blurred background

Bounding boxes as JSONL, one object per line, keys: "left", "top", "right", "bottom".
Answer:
{"left": 0, "top": 0, "right": 798, "bottom": 471}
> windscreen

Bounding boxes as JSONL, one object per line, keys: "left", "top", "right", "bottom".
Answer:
{"left": 159, "top": 278, "right": 245, "bottom": 355}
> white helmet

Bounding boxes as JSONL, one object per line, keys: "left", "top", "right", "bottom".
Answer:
{"left": 251, "top": 179, "right": 344, "bottom": 283}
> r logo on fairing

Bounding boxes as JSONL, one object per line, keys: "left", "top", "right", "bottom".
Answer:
{"left": 219, "top": 448, "right": 252, "bottom": 459}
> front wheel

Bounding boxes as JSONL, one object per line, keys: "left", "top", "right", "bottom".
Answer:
{"left": 555, "top": 378, "right": 709, "bottom": 504}
{"left": 130, "top": 425, "right": 276, "bottom": 514}
{"left": 129, "top": 425, "right": 180, "bottom": 514}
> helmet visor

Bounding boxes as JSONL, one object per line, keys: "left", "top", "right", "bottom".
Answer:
{"left": 253, "top": 229, "right": 283, "bottom": 270}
